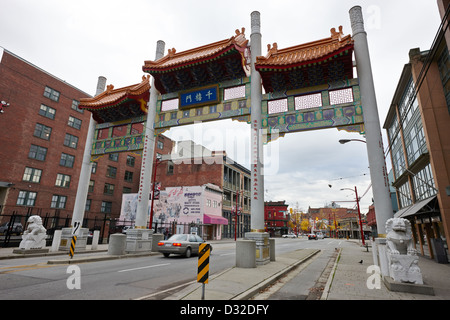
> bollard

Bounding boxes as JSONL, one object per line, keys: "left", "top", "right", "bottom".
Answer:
{"left": 236, "top": 240, "right": 256, "bottom": 268}
{"left": 107, "top": 233, "right": 127, "bottom": 255}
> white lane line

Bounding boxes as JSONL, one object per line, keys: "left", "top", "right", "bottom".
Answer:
{"left": 117, "top": 263, "right": 170, "bottom": 273}
{"left": 219, "top": 252, "right": 235, "bottom": 256}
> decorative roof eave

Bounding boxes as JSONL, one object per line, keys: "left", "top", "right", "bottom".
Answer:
{"left": 79, "top": 75, "right": 150, "bottom": 111}
{"left": 255, "top": 26, "right": 354, "bottom": 71}
{"left": 142, "top": 28, "right": 248, "bottom": 74}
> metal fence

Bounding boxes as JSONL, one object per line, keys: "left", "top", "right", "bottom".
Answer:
{"left": 0, "top": 211, "right": 211, "bottom": 247}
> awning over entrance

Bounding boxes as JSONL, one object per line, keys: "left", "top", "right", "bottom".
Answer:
{"left": 203, "top": 214, "right": 228, "bottom": 225}
{"left": 394, "top": 196, "right": 438, "bottom": 219}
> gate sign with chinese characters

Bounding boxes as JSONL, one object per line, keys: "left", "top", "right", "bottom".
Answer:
{"left": 180, "top": 85, "right": 219, "bottom": 109}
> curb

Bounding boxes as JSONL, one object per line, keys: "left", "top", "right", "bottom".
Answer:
{"left": 320, "top": 248, "right": 341, "bottom": 300}
{"left": 232, "top": 249, "right": 321, "bottom": 300}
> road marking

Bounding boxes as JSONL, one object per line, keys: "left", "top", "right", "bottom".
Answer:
{"left": 219, "top": 252, "right": 235, "bottom": 256}
{"left": 117, "top": 263, "right": 170, "bottom": 273}
{"left": 0, "top": 264, "right": 55, "bottom": 274}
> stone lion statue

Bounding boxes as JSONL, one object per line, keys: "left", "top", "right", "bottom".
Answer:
{"left": 385, "top": 217, "right": 423, "bottom": 284}
{"left": 386, "top": 217, "right": 416, "bottom": 255}
{"left": 19, "top": 215, "right": 47, "bottom": 250}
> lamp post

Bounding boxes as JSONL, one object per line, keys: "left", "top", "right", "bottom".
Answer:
{"left": 149, "top": 156, "right": 165, "bottom": 231}
{"left": 338, "top": 138, "right": 366, "bottom": 144}
{"left": 340, "top": 187, "right": 365, "bottom": 246}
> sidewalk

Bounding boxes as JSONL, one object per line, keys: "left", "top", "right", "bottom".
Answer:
{"left": 322, "top": 241, "right": 450, "bottom": 300}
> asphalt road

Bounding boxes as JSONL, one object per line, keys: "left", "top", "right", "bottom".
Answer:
{"left": 0, "top": 237, "right": 356, "bottom": 300}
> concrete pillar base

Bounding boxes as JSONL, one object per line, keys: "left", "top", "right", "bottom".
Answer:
{"left": 125, "top": 228, "right": 153, "bottom": 253}
{"left": 236, "top": 240, "right": 256, "bottom": 268}
{"left": 245, "top": 232, "right": 270, "bottom": 266}
{"left": 59, "top": 227, "right": 89, "bottom": 251}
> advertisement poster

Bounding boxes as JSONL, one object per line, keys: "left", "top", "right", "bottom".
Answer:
{"left": 154, "top": 186, "right": 203, "bottom": 225}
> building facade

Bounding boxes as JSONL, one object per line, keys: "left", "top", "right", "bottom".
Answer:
{"left": 0, "top": 49, "right": 173, "bottom": 242}
{"left": 0, "top": 48, "right": 91, "bottom": 225}
{"left": 264, "top": 201, "right": 289, "bottom": 237}
{"left": 383, "top": 1, "right": 450, "bottom": 262}
{"left": 155, "top": 140, "right": 252, "bottom": 239}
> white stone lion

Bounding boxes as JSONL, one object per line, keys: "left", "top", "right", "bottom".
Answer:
{"left": 385, "top": 217, "right": 423, "bottom": 284}
{"left": 386, "top": 217, "right": 416, "bottom": 255}
{"left": 19, "top": 215, "right": 47, "bottom": 250}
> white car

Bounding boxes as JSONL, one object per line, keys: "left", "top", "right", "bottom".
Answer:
{"left": 282, "top": 233, "right": 297, "bottom": 238}
{"left": 316, "top": 232, "right": 324, "bottom": 239}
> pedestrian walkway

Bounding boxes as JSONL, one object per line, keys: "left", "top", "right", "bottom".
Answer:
{"left": 322, "top": 241, "right": 450, "bottom": 300}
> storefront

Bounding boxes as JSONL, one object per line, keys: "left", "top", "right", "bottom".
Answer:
{"left": 395, "top": 196, "right": 448, "bottom": 263}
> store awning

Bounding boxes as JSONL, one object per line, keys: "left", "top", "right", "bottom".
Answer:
{"left": 203, "top": 214, "right": 228, "bottom": 225}
{"left": 394, "top": 196, "right": 438, "bottom": 219}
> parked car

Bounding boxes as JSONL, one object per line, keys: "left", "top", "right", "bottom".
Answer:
{"left": 282, "top": 233, "right": 297, "bottom": 238}
{"left": 0, "top": 222, "right": 23, "bottom": 235}
{"left": 316, "top": 232, "right": 324, "bottom": 239}
{"left": 308, "top": 233, "right": 317, "bottom": 240}
{"left": 157, "top": 234, "right": 212, "bottom": 258}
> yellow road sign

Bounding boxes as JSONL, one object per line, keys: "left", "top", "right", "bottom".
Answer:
{"left": 197, "top": 243, "right": 210, "bottom": 284}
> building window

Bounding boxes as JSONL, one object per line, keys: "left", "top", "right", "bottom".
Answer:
{"left": 124, "top": 171, "right": 133, "bottom": 182}
{"left": 123, "top": 187, "right": 132, "bottom": 193}
{"left": 28, "top": 144, "right": 47, "bottom": 161}
{"left": 85, "top": 199, "right": 91, "bottom": 212}
{"left": 60, "top": 153, "right": 75, "bottom": 168}
{"left": 88, "top": 180, "right": 95, "bottom": 193}
{"left": 44, "top": 86, "right": 60, "bottom": 102}
{"left": 106, "top": 166, "right": 117, "bottom": 178}
{"left": 22, "top": 167, "right": 42, "bottom": 183}
{"left": 157, "top": 140, "right": 164, "bottom": 150}
{"left": 413, "top": 164, "right": 437, "bottom": 201}
{"left": 71, "top": 100, "right": 84, "bottom": 113}
{"left": 91, "top": 162, "right": 98, "bottom": 174}
{"left": 68, "top": 116, "right": 82, "bottom": 130}
{"left": 64, "top": 133, "right": 79, "bottom": 149}
{"left": 167, "top": 161, "right": 174, "bottom": 174}
{"left": 55, "top": 173, "right": 71, "bottom": 188}
{"left": 16, "top": 191, "right": 37, "bottom": 206}
{"left": 104, "top": 183, "right": 115, "bottom": 195}
{"left": 207, "top": 199, "right": 211, "bottom": 207}
{"left": 398, "top": 182, "right": 412, "bottom": 209}
{"left": 126, "top": 155, "right": 135, "bottom": 167}
{"left": 437, "top": 45, "right": 450, "bottom": 115}
{"left": 39, "top": 104, "right": 56, "bottom": 119}
{"left": 108, "top": 153, "right": 119, "bottom": 161}
{"left": 101, "top": 201, "right": 112, "bottom": 213}
{"left": 51, "top": 195, "right": 67, "bottom": 208}
{"left": 33, "top": 123, "right": 52, "bottom": 140}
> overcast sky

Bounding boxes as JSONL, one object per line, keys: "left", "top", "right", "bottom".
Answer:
{"left": 0, "top": 0, "right": 442, "bottom": 212}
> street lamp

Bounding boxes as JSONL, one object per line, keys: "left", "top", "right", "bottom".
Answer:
{"left": 340, "top": 187, "right": 365, "bottom": 246}
{"left": 339, "top": 138, "right": 366, "bottom": 144}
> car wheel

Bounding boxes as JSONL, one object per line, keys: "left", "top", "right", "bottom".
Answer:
{"left": 163, "top": 253, "right": 170, "bottom": 257}
{"left": 185, "top": 247, "right": 192, "bottom": 258}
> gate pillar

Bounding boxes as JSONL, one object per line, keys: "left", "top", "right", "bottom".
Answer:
{"left": 244, "top": 11, "right": 270, "bottom": 265}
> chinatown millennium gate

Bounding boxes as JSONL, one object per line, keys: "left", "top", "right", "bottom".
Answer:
{"left": 72, "top": 7, "right": 393, "bottom": 266}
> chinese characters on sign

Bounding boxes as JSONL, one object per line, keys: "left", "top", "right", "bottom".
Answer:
{"left": 179, "top": 85, "right": 219, "bottom": 109}
{"left": 252, "top": 120, "right": 259, "bottom": 201}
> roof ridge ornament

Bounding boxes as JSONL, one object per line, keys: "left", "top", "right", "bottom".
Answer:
{"left": 330, "top": 25, "right": 344, "bottom": 40}
{"left": 266, "top": 42, "right": 278, "bottom": 58}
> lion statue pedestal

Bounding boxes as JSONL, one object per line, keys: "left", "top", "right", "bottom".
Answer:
{"left": 386, "top": 217, "right": 423, "bottom": 284}
{"left": 18, "top": 215, "right": 48, "bottom": 250}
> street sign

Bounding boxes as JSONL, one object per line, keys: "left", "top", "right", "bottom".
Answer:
{"left": 197, "top": 243, "right": 210, "bottom": 284}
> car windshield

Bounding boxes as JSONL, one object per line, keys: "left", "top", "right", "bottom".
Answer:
{"left": 169, "top": 234, "right": 187, "bottom": 241}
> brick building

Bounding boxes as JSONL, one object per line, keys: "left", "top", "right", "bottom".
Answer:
{"left": 155, "top": 140, "right": 251, "bottom": 239}
{"left": 264, "top": 200, "right": 289, "bottom": 237}
{"left": 0, "top": 49, "right": 172, "bottom": 239}
{"left": 0, "top": 48, "right": 92, "bottom": 223}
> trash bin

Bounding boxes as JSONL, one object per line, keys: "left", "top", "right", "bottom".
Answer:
{"left": 431, "top": 238, "right": 449, "bottom": 264}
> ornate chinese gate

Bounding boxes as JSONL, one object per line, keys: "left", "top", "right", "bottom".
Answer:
{"left": 77, "top": 7, "right": 392, "bottom": 265}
